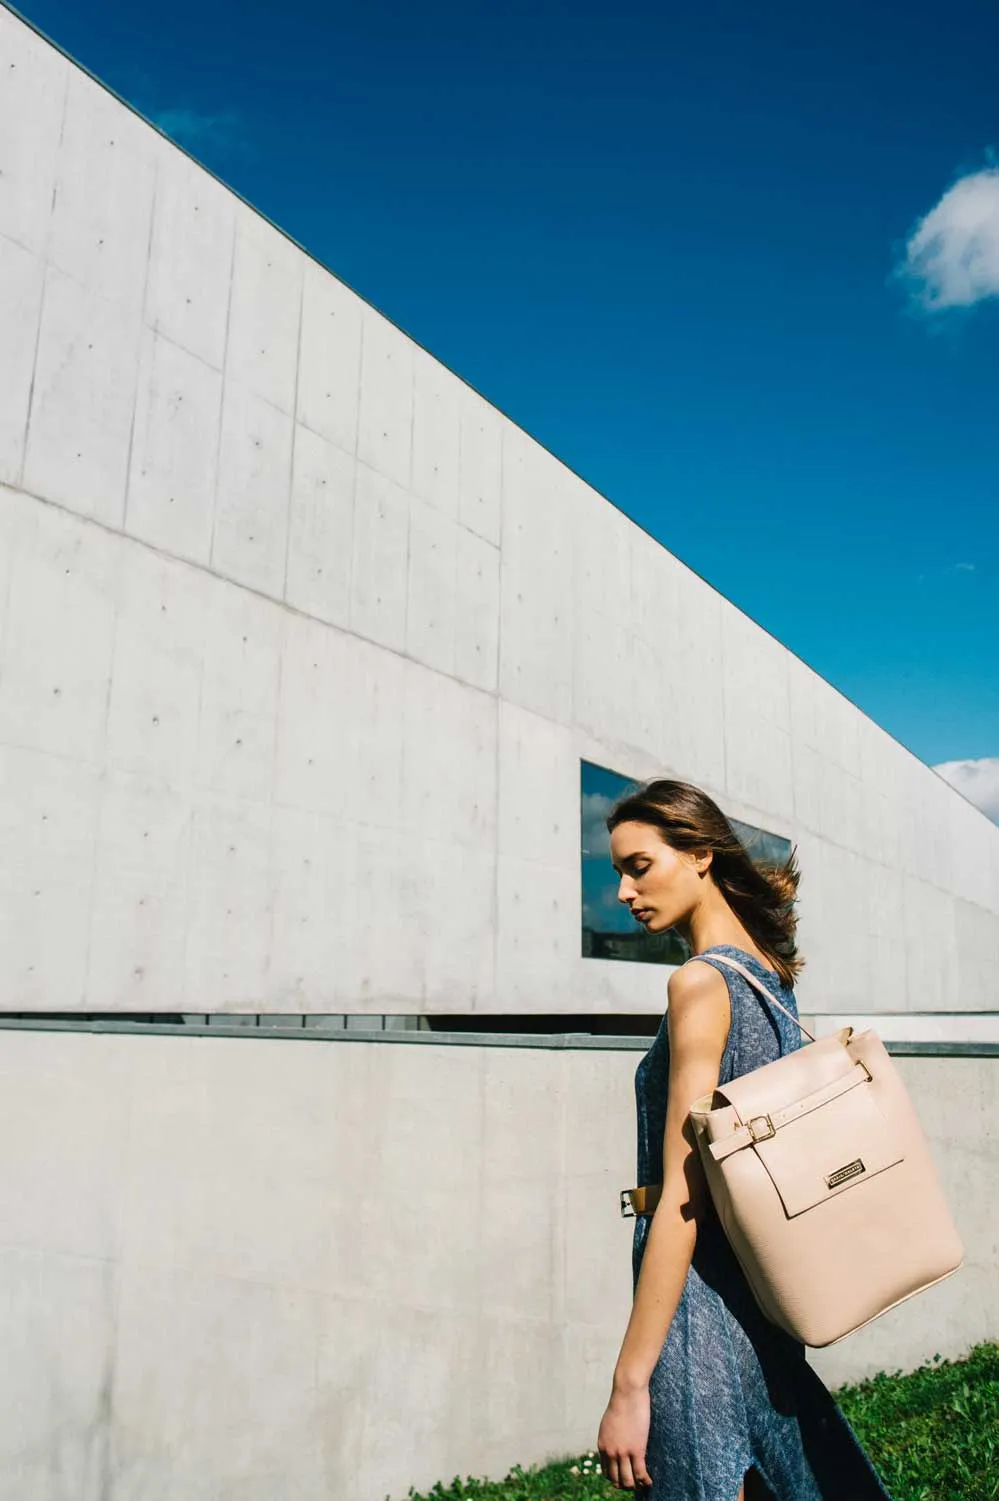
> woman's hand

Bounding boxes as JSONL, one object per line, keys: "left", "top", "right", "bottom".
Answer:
{"left": 597, "top": 1382, "right": 653, "bottom": 1491}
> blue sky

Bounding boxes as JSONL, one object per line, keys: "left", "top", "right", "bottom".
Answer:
{"left": 12, "top": 0, "right": 999, "bottom": 815}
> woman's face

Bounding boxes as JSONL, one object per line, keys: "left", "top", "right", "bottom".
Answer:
{"left": 609, "top": 819, "right": 705, "bottom": 934}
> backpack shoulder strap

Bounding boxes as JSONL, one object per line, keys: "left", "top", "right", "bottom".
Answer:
{"left": 685, "top": 952, "right": 817, "bottom": 1044}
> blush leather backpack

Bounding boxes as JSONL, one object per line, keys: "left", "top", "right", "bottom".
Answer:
{"left": 626, "top": 953, "right": 966, "bottom": 1348}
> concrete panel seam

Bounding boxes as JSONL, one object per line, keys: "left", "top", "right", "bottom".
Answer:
{"left": 488, "top": 602, "right": 501, "bottom": 1010}
{"left": 16, "top": 62, "right": 68, "bottom": 492}
{"left": 486, "top": 426, "right": 506, "bottom": 991}
{"left": 80, "top": 559, "right": 125, "bottom": 1009}
{"left": 349, "top": 298, "right": 363, "bottom": 459}
{"left": 2, "top": 480, "right": 519, "bottom": 718}
{"left": 279, "top": 267, "right": 306, "bottom": 604}
{"left": 205, "top": 211, "right": 239, "bottom": 576}
{"left": 263, "top": 637, "right": 286, "bottom": 1000}
{"left": 119, "top": 144, "right": 160, "bottom": 537}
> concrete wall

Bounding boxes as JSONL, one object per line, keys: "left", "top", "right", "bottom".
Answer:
{"left": 1, "top": 11, "right": 996, "bottom": 1497}
{"left": 0, "top": 1025, "right": 992, "bottom": 1501}
{"left": 2, "top": 3, "right": 998, "bottom": 1019}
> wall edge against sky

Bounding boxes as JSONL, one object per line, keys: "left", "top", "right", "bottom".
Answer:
{"left": 2, "top": 0, "right": 994, "bottom": 837}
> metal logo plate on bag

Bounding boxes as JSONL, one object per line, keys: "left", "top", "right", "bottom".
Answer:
{"left": 825, "top": 1158, "right": 865, "bottom": 1188}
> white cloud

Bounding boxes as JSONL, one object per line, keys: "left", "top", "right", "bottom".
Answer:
{"left": 932, "top": 756, "right": 999, "bottom": 822}
{"left": 580, "top": 792, "right": 614, "bottom": 859}
{"left": 899, "top": 166, "right": 999, "bottom": 311}
{"left": 917, "top": 562, "right": 978, "bottom": 582}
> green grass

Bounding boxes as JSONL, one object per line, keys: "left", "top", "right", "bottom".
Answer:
{"left": 405, "top": 1340, "right": 999, "bottom": 1501}
{"left": 834, "top": 1339, "right": 999, "bottom": 1501}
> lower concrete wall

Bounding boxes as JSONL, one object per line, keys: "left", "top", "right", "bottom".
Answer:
{"left": 0, "top": 1028, "right": 994, "bottom": 1501}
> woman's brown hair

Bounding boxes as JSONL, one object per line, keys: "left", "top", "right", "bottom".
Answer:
{"left": 605, "top": 778, "right": 805, "bottom": 988}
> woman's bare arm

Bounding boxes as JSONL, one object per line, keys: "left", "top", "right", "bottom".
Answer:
{"left": 613, "top": 960, "right": 732, "bottom": 1393}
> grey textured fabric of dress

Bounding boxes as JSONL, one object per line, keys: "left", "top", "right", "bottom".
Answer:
{"left": 632, "top": 943, "right": 894, "bottom": 1501}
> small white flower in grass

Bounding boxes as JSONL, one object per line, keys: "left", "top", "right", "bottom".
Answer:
{"left": 570, "top": 1464, "right": 580, "bottom": 1474}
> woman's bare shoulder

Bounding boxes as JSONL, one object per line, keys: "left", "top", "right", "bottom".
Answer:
{"left": 667, "top": 958, "right": 728, "bottom": 1006}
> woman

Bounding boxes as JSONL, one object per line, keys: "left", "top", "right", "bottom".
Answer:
{"left": 596, "top": 779, "right": 892, "bottom": 1501}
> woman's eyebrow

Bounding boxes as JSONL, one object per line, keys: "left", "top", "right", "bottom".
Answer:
{"left": 610, "top": 852, "right": 646, "bottom": 873}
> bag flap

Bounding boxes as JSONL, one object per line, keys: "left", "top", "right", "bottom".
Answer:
{"left": 694, "top": 1030, "right": 854, "bottom": 1141}
{"left": 750, "top": 1082, "right": 904, "bottom": 1216}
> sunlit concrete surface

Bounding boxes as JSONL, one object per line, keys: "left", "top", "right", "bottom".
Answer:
{"left": 1, "top": 2, "right": 998, "bottom": 1021}
{"left": 0, "top": 1026, "right": 992, "bottom": 1501}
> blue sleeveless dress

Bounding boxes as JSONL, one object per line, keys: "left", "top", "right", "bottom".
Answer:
{"left": 632, "top": 944, "right": 893, "bottom": 1501}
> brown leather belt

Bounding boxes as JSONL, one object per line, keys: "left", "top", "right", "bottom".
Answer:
{"left": 620, "top": 1183, "right": 662, "bottom": 1217}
